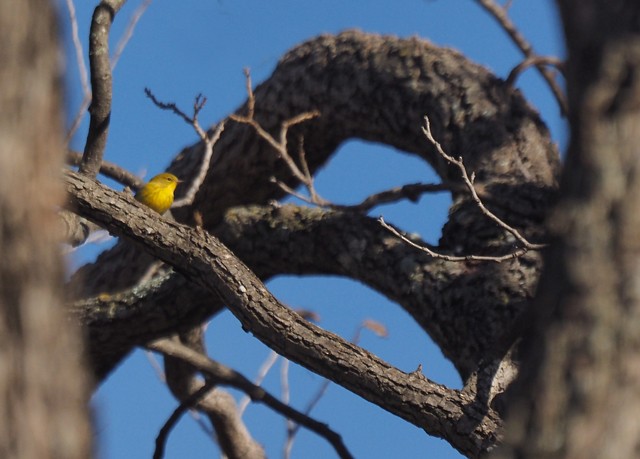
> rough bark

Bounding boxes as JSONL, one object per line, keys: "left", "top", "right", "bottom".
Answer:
{"left": 66, "top": 170, "right": 503, "bottom": 457}
{"left": 496, "top": 1, "right": 640, "bottom": 458}
{"left": 70, "top": 31, "right": 559, "bottom": 386}
{"left": 0, "top": 1, "right": 91, "bottom": 458}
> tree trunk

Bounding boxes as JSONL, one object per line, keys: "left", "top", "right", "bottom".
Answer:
{"left": 496, "top": 1, "right": 640, "bottom": 457}
{"left": 0, "top": 2, "right": 91, "bottom": 458}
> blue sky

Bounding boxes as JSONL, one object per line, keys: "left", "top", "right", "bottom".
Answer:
{"left": 61, "top": 1, "right": 566, "bottom": 458}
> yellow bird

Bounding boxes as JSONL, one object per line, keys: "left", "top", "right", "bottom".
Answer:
{"left": 134, "top": 172, "right": 181, "bottom": 214}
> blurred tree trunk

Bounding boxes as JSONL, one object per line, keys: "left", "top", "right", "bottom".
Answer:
{"left": 497, "top": 1, "right": 640, "bottom": 457}
{"left": 0, "top": 2, "right": 91, "bottom": 458}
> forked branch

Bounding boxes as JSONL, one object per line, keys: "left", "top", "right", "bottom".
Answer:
{"left": 144, "top": 88, "right": 226, "bottom": 208}
{"left": 380, "top": 116, "right": 546, "bottom": 262}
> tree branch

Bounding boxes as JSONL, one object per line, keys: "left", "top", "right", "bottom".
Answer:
{"left": 151, "top": 336, "right": 353, "bottom": 459}
{"left": 65, "top": 170, "right": 502, "bottom": 457}
{"left": 153, "top": 380, "right": 218, "bottom": 459}
{"left": 79, "top": 0, "right": 126, "bottom": 177}
{"left": 475, "top": 0, "right": 568, "bottom": 114}
{"left": 67, "top": 150, "right": 144, "bottom": 189}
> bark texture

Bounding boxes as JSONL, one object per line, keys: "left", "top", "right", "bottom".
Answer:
{"left": 72, "top": 31, "right": 559, "bottom": 385}
{"left": 67, "top": 169, "right": 504, "bottom": 457}
{"left": 0, "top": 2, "right": 91, "bottom": 458}
{"left": 496, "top": 1, "right": 640, "bottom": 458}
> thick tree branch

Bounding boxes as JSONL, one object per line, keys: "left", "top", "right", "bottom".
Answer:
{"left": 70, "top": 32, "right": 558, "bottom": 391}
{"left": 72, "top": 30, "right": 558, "bottom": 294}
{"left": 70, "top": 200, "right": 539, "bottom": 382}
{"left": 65, "top": 170, "right": 502, "bottom": 457}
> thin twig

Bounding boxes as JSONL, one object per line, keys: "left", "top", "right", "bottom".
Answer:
{"left": 238, "top": 350, "right": 280, "bottom": 415}
{"left": 144, "top": 348, "right": 216, "bottom": 441}
{"left": 476, "top": 0, "right": 568, "bottom": 114}
{"left": 153, "top": 380, "right": 217, "bottom": 459}
{"left": 66, "top": 96, "right": 92, "bottom": 143}
{"left": 506, "top": 55, "right": 565, "bottom": 88}
{"left": 269, "top": 177, "right": 331, "bottom": 207}
{"left": 379, "top": 116, "right": 546, "bottom": 263}
{"left": 111, "top": 0, "right": 152, "bottom": 71}
{"left": 64, "top": 0, "right": 91, "bottom": 142}
{"left": 173, "top": 121, "right": 225, "bottom": 208}
{"left": 144, "top": 89, "right": 226, "bottom": 208}
{"left": 148, "top": 338, "right": 354, "bottom": 459}
{"left": 379, "top": 217, "right": 529, "bottom": 263}
{"left": 66, "top": 150, "right": 145, "bottom": 189}
{"left": 422, "top": 116, "right": 545, "bottom": 250}
{"left": 144, "top": 88, "right": 202, "bottom": 126}
{"left": 281, "top": 359, "right": 295, "bottom": 459}
{"left": 346, "top": 182, "right": 453, "bottom": 212}
{"left": 230, "top": 111, "right": 319, "bottom": 184}
{"left": 272, "top": 177, "right": 452, "bottom": 212}
{"left": 145, "top": 350, "right": 166, "bottom": 383}
{"left": 230, "top": 69, "right": 323, "bottom": 201}
{"left": 243, "top": 68, "right": 255, "bottom": 119}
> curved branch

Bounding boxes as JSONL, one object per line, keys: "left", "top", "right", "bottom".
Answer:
{"left": 79, "top": 0, "right": 125, "bottom": 177}
{"left": 159, "top": 329, "right": 265, "bottom": 459}
{"left": 73, "top": 30, "right": 558, "bottom": 293}
{"left": 70, "top": 199, "right": 539, "bottom": 381}
{"left": 65, "top": 170, "right": 502, "bottom": 457}
{"left": 152, "top": 335, "right": 353, "bottom": 459}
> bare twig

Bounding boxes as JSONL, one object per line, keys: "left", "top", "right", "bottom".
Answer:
{"left": 111, "top": 0, "right": 152, "bottom": 71}
{"left": 230, "top": 69, "right": 322, "bottom": 202}
{"left": 379, "top": 216, "right": 529, "bottom": 263}
{"left": 379, "top": 116, "right": 545, "bottom": 262}
{"left": 144, "top": 88, "right": 206, "bottom": 127}
{"left": 239, "top": 308, "right": 319, "bottom": 416}
{"left": 144, "top": 88, "right": 226, "bottom": 208}
{"left": 281, "top": 358, "right": 294, "bottom": 458}
{"left": 153, "top": 380, "right": 217, "bottom": 459}
{"left": 144, "top": 349, "right": 216, "bottom": 441}
{"left": 148, "top": 338, "right": 354, "bottom": 459}
{"left": 346, "top": 182, "right": 453, "bottom": 212}
{"left": 238, "top": 350, "right": 280, "bottom": 415}
{"left": 64, "top": 0, "right": 91, "bottom": 142}
{"left": 476, "top": 0, "right": 568, "bottom": 114}
{"left": 66, "top": 97, "right": 92, "bottom": 143}
{"left": 243, "top": 68, "right": 255, "bottom": 119}
{"left": 422, "top": 116, "right": 545, "bottom": 251}
{"left": 272, "top": 177, "right": 453, "bottom": 212}
{"left": 173, "top": 121, "right": 225, "bottom": 208}
{"left": 506, "top": 55, "right": 566, "bottom": 88}
{"left": 66, "top": 150, "right": 145, "bottom": 190}
{"left": 233, "top": 72, "right": 456, "bottom": 213}
{"left": 230, "top": 111, "right": 320, "bottom": 184}
{"left": 145, "top": 350, "right": 167, "bottom": 383}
